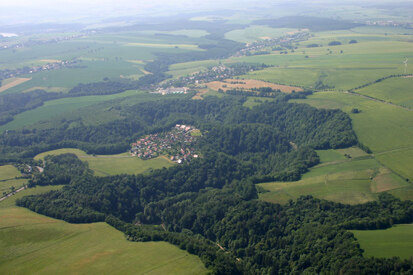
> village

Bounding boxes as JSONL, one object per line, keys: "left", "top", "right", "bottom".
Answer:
{"left": 234, "top": 31, "right": 311, "bottom": 57}
{"left": 130, "top": 124, "right": 200, "bottom": 164}
{"left": 0, "top": 59, "right": 80, "bottom": 81}
{"left": 154, "top": 63, "right": 270, "bottom": 94}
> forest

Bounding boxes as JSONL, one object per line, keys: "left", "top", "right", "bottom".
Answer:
{"left": 13, "top": 91, "right": 413, "bottom": 273}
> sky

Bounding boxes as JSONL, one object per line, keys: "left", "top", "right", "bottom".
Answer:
{"left": 0, "top": 0, "right": 410, "bottom": 26}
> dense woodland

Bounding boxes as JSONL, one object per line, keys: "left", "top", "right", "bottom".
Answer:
{"left": 12, "top": 90, "right": 413, "bottom": 273}
{"left": 4, "top": 17, "right": 413, "bottom": 273}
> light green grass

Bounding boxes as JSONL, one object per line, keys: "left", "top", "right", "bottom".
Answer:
{"left": 243, "top": 97, "right": 276, "bottom": 108}
{"left": 0, "top": 187, "right": 207, "bottom": 275}
{"left": 292, "top": 92, "right": 413, "bottom": 153}
{"left": 168, "top": 60, "right": 221, "bottom": 78}
{"left": 356, "top": 77, "right": 413, "bottom": 109}
{"left": 376, "top": 149, "right": 413, "bottom": 181}
{"left": 258, "top": 152, "right": 412, "bottom": 204}
{"left": 0, "top": 165, "right": 27, "bottom": 194}
{"left": 316, "top": 149, "right": 347, "bottom": 163}
{"left": 0, "top": 165, "right": 21, "bottom": 180}
{"left": 292, "top": 91, "right": 413, "bottom": 183}
{"left": 0, "top": 90, "right": 145, "bottom": 132}
{"left": 258, "top": 158, "right": 380, "bottom": 205}
{"left": 229, "top": 39, "right": 413, "bottom": 90}
{"left": 35, "top": 148, "right": 175, "bottom": 177}
{"left": 352, "top": 224, "right": 413, "bottom": 260}
{"left": 0, "top": 185, "right": 63, "bottom": 209}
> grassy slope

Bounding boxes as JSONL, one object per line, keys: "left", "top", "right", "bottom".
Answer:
{"left": 34, "top": 148, "right": 175, "bottom": 177}
{"left": 352, "top": 224, "right": 413, "bottom": 260}
{"left": 258, "top": 148, "right": 410, "bottom": 205}
{"left": 293, "top": 92, "right": 413, "bottom": 182}
{"left": 0, "top": 90, "right": 181, "bottom": 132}
{"left": 0, "top": 165, "right": 27, "bottom": 194}
{"left": 355, "top": 77, "right": 413, "bottom": 109}
{"left": 227, "top": 32, "right": 413, "bottom": 90}
{"left": 0, "top": 186, "right": 207, "bottom": 275}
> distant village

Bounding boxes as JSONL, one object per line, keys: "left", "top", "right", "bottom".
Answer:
{"left": 155, "top": 63, "right": 270, "bottom": 93}
{"left": 130, "top": 124, "right": 200, "bottom": 164}
{"left": 0, "top": 59, "right": 80, "bottom": 81}
{"left": 234, "top": 31, "right": 311, "bottom": 57}
{"left": 150, "top": 87, "right": 189, "bottom": 95}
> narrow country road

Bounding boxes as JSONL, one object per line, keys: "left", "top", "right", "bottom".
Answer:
{"left": 0, "top": 186, "right": 26, "bottom": 202}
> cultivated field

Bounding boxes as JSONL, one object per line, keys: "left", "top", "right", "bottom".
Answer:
{"left": 227, "top": 35, "right": 413, "bottom": 90}
{"left": 204, "top": 78, "right": 303, "bottom": 93}
{"left": 258, "top": 147, "right": 411, "bottom": 204}
{"left": 0, "top": 77, "right": 31, "bottom": 93}
{"left": 355, "top": 77, "right": 413, "bottom": 109}
{"left": 292, "top": 91, "right": 413, "bottom": 182}
{"left": 35, "top": 148, "right": 175, "bottom": 176}
{"left": 352, "top": 224, "right": 413, "bottom": 259}
{"left": 0, "top": 186, "right": 207, "bottom": 274}
{"left": 0, "top": 89, "right": 186, "bottom": 132}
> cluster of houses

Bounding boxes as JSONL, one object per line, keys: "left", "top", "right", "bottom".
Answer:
{"left": 151, "top": 87, "right": 189, "bottom": 95}
{"left": 0, "top": 33, "right": 85, "bottom": 50}
{"left": 158, "top": 64, "right": 267, "bottom": 90}
{"left": 131, "top": 124, "right": 200, "bottom": 164}
{"left": 0, "top": 60, "right": 79, "bottom": 80}
{"left": 234, "top": 31, "right": 310, "bottom": 57}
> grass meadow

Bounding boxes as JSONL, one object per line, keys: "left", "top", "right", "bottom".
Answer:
{"left": 0, "top": 165, "right": 27, "bottom": 195}
{"left": 34, "top": 148, "right": 175, "bottom": 176}
{"left": 0, "top": 186, "right": 206, "bottom": 275}
{"left": 292, "top": 91, "right": 413, "bottom": 183}
{"left": 258, "top": 148, "right": 411, "bottom": 204}
{"left": 355, "top": 77, "right": 413, "bottom": 109}
{"left": 352, "top": 224, "right": 413, "bottom": 260}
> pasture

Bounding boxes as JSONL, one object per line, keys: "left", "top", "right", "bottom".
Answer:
{"left": 355, "top": 77, "right": 413, "bottom": 109}
{"left": 258, "top": 148, "right": 412, "bottom": 204}
{"left": 352, "top": 224, "right": 413, "bottom": 260}
{"left": 34, "top": 148, "right": 175, "bottom": 177}
{"left": 292, "top": 91, "right": 413, "bottom": 182}
{"left": 229, "top": 37, "right": 413, "bottom": 90}
{"left": 0, "top": 186, "right": 206, "bottom": 275}
{"left": 0, "top": 165, "right": 27, "bottom": 195}
{"left": 0, "top": 89, "right": 170, "bottom": 132}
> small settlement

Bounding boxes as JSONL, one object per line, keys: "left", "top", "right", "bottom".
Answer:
{"left": 151, "top": 87, "right": 189, "bottom": 95}
{"left": 131, "top": 124, "right": 200, "bottom": 164}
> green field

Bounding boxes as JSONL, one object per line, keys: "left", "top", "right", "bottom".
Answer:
{"left": 34, "top": 148, "right": 175, "bottom": 176}
{"left": 0, "top": 90, "right": 175, "bottom": 132}
{"left": 292, "top": 91, "right": 413, "bottom": 182}
{"left": 228, "top": 36, "right": 413, "bottom": 90}
{"left": 352, "top": 224, "right": 413, "bottom": 259}
{"left": 356, "top": 77, "right": 413, "bottom": 109}
{"left": 168, "top": 59, "right": 221, "bottom": 78}
{"left": 0, "top": 186, "right": 207, "bottom": 274}
{"left": 258, "top": 147, "right": 412, "bottom": 205}
{"left": 0, "top": 165, "right": 27, "bottom": 195}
